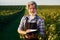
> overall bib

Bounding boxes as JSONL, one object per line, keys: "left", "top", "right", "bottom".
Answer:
{"left": 24, "top": 17, "right": 39, "bottom": 40}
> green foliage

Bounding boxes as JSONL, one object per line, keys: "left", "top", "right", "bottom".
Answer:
{"left": 37, "top": 6, "right": 60, "bottom": 40}
{"left": 0, "top": 6, "right": 60, "bottom": 40}
{"left": 0, "top": 6, "right": 25, "bottom": 40}
{"left": 25, "top": 6, "right": 60, "bottom": 40}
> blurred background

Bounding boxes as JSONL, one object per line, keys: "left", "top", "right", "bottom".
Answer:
{"left": 0, "top": 5, "right": 60, "bottom": 40}
{"left": 0, "top": 0, "right": 60, "bottom": 40}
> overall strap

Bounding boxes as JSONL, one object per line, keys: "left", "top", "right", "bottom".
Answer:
{"left": 35, "top": 15, "right": 38, "bottom": 25}
{"left": 24, "top": 16, "right": 29, "bottom": 31}
{"left": 24, "top": 15, "right": 38, "bottom": 30}
{"left": 26, "top": 17, "right": 29, "bottom": 23}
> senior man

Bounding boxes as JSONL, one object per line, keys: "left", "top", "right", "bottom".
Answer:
{"left": 17, "top": 1, "right": 45, "bottom": 40}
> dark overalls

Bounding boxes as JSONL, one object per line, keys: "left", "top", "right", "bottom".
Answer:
{"left": 24, "top": 17, "right": 39, "bottom": 40}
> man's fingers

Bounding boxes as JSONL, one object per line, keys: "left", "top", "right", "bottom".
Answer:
{"left": 26, "top": 29, "right": 30, "bottom": 33}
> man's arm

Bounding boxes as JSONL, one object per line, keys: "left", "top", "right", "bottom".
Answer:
{"left": 17, "top": 16, "right": 26, "bottom": 35}
{"left": 37, "top": 18, "right": 46, "bottom": 40}
{"left": 17, "top": 16, "right": 31, "bottom": 35}
{"left": 37, "top": 18, "right": 45, "bottom": 36}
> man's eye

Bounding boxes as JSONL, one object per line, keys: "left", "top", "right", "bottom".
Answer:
{"left": 30, "top": 8, "right": 35, "bottom": 9}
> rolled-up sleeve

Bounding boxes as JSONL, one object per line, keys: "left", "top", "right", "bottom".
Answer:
{"left": 18, "top": 16, "right": 25, "bottom": 31}
{"left": 37, "top": 19, "right": 45, "bottom": 36}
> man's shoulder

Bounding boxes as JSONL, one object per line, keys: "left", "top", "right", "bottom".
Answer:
{"left": 36, "top": 15, "right": 44, "bottom": 21}
{"left": 36, "top": 15, "right": 42, "bottom": 19}
{"left": 22, "top": 15, "right": 29, "bottom": 20}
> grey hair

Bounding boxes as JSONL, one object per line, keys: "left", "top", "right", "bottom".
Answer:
{"left": 26, "top": 1, "right": 37, "bottom": 9}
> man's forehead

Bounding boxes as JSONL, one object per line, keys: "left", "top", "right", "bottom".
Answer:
{"left": 29, "top": 4, "right": 35, "bottom": 8}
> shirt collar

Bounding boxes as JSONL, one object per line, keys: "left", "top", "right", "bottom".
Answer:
{"left": 27, "top": 14, "right": 37, "bottom": 19}
{"left": 28, "top": 12, "right": 36, "bottom": 16}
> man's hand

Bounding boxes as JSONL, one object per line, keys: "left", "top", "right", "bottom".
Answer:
{"left": 26, "top": 29, "right": 30, "bottom": 33}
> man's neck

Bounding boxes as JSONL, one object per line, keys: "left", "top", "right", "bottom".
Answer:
{"left": 29, "top": 13, "right": 36, "bottom": 16}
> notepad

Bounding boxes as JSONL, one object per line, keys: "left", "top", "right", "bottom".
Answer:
{"left": 26, "top": 29, "right": 37, "bottom": 34}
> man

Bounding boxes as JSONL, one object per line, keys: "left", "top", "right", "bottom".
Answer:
{"left": 17, "top": 1, "right": 45, "bottom": 40}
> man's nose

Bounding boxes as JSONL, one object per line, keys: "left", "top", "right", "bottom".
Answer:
{"left": 31, "top": 9, "right": 34, "bottom": 11}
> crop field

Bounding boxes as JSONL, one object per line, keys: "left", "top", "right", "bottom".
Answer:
{"left": 0, "top": 5, "right": 60, "bottom": 40}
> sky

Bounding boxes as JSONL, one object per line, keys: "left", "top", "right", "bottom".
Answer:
{"left": 0, "top": 0, "right": 60, "bottom": 5}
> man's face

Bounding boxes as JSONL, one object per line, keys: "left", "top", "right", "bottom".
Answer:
{"left": 28, "top": 4, "right": 37, "bottom": 15}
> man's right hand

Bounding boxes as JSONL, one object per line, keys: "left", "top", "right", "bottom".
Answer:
{"left": 26, "top": 29, "right": 30, "bottom": 33}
